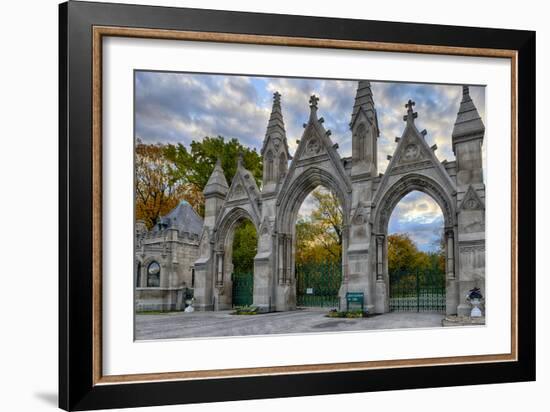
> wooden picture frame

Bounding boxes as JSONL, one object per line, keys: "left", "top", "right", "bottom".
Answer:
{"left": 59, "top": 1, "right": 535, "bottom": 410}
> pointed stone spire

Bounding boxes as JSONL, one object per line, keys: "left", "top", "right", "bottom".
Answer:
{"left": 350, "top": 81, "right": 378, "bottom": 133}
{"left": 203, "top": 158, "right": 228, "bottom": 198}
{"left": 350, "top": 81, "right": 380, "bottom": 177}
{"left": 452, "top": 85, "right": 485, "bottom": 154}
{"left": 266, "top": 91, "right": 284, "bottom": 135}
{"left": 261, "top": 91, "right": 290, "bottom": 158}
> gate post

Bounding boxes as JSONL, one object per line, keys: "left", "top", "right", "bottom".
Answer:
{"left": 445, "top": 227, "right": 459, "bottom": 315}
{"left": 374, "top": 234, "right": 388, "bottom": 313}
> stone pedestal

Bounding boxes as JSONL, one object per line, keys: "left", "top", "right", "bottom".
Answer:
{"left": 275, "top": 283, "right": 296, "bottom": 311}
{"left": 442, "top": 315, "right": 485, "bottom": 327}
{"left": 457, "top": 302, "right": 472, "bottom": 317}
{"left": 214, "top": 281, "right": 233, "bottom": 310}
{"left": 253, "top": 255, "right": 274, "bottom": 312}
{"left": 446, "top": 278, "right": 459, "bottom": 315}
{"left": 342, "top": 251, "right": 374, "bottom": 313}
{"left": 374, "top": 280, "right": 388, "bottom": 313}
{"left": 193, "top": 261, "right": 214, "bottom": 311}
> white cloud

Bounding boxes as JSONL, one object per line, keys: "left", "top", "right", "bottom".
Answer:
{"left": 135, "top": 72, "right": 486, "bottom": 252}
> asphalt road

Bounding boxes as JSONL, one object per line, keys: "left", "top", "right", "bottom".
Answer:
{"left": 135, "top": 308, "right": 445, "bottom": 340}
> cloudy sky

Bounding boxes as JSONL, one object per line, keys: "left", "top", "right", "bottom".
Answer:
{"left": 135, "top": 71, "right": 485, "bottom": 252}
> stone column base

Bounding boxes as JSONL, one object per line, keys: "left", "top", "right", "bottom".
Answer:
{"left": 192, "top": 304, "right": 213, "bottom": 311}
{"left": 274, "top": 283, "right": 296, "bottom": 311}
{"left": 442, "top": 315, "right": 485, "bottom": 327}
{"left": 457, "top": 303, "right": 472, "bottom": 317}
{"left": 254, "top": 304, "right": 272, "bottom": 313}
{"left": 374, "top": 280, "right": 387, "bottom": 313}
{"left": 446, "top": 279, "right": 459, "bottom": 316}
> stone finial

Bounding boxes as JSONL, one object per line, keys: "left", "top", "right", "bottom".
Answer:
{"left": 273, "top": 91, "right": 281, "bottom": 103}
{"left": 308, "top": 94, "right": 319, "bottom": 122}
{"left": 237, "top": 151, "right": 244, "bottom": 168}
{"left": 403, "top": 99, "right": 418, "bottom": 123}
{"left": 309, "top": 94, "right": 319, "bottom": 108}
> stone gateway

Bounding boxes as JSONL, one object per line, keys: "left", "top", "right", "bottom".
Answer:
{"left": 166, "top": 81, "right": 485, "bottom": 316}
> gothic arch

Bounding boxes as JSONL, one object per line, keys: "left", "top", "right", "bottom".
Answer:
{"left": 276, "top": 166, "right": 351, "bottom": 234}
{"left": 371, "top": 173, "right": 458, "bottom": 313}
{"left": 215, "top": 206, "right": 259, "bottom": 250}
{"left": 373, "top": 173, "right": 456, "bottom": 234}
{"left": 270, "top": 165, "right": 351, "bottom": 307}
{"left": 211, "top": 206, "right": 259, "bottom": 308}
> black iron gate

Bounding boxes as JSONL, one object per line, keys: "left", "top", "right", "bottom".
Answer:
{"left": 296, "top": 261, "right": 342, "bottom": 308}
{"left": 232, "top": 271, "right": 253, "bottom": 307}
{"left": 389, "top": 268, "right": 445, "bottom": 312}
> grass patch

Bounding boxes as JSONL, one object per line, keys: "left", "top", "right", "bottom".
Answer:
{"left": 326, "top": 309, "right": 369, "bottom": 319}
{"left": 232, "top": 305, "right": 260, "bottom": 315}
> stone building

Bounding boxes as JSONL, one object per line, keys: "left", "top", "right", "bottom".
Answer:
{"left": 193, "top": 81, "right": 486, "bottom": 316}
{"left": 135, "top": 200, "right": 203, "bottom": 311}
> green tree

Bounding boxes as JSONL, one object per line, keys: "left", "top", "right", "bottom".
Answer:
{"left": 164, "top": 135, "right": 263, "bottom": 198}
{"left": 232, "top": 220, "right": 258, "bottom": 273}
{"left": 388, "top": 233, "right": 445, "bottom": 275}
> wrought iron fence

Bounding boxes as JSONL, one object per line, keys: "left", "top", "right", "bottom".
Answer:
{"left": 296, "top": 260, "right": 342, "bottom": 308}
{"left": 231, "top": 271, "right": 253, "bottom": 307}
{"left": 389, "top": 268, "right": 445, "bottom": 312}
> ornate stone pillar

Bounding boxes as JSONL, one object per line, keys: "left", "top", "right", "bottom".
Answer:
{"left": 373, "top": 233, "right": 388, "bottom": 313}
{"left": 445, "top": 227, "right": 459, "bottom": 315}
{"left": 285, "top": 234, "right": 292, "bottom": 285}
{"left": 215, "top": 251, "right": 224, "bottom": 287}
{"left": 341, "top": 224, "right": 350, "bottom": 283}
{"left": 376, "top": 234, "right": 385, "bottom": 281}
{"left": 445, "top": 228, "right": 455, "bottom": 279}
{"left": 278, "top": 234, "right": 285, "bottom": 285}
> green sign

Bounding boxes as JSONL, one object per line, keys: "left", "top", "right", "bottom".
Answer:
{"left": 346, "top": 292, "right": 364, "bottom": 311}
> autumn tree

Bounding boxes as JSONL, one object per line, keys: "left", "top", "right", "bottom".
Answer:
{"left": 387, "top": 233, "right": 419, "bottom": 274}
{"left": 135, "top": 140, "right": 202, "bottom": 229}
{"left": 295, "top": 188, "right": 343, "bottom": 264}
{"left": 434, "top": 230, "right": 446, "bottom": 273}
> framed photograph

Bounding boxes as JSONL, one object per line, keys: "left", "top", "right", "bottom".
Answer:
{"left": 59, "top": 1, "right": 535, "bottom": 410}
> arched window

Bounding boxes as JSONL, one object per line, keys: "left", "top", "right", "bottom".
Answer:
{"left": 265, "top": 150, "right": 274, "bottom": 181}
{"left": 356, "top": 123, "right": 367, "bottom": 161}
{"left": 147, "top": 261, "right": 161, "bottom": 287}
{"left": 278, "top": 153, "right": 286, "bottom": 180}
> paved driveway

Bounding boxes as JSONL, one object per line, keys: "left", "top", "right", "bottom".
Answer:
{"left": 135, "top": 309, "right": 445, "bottom": 340}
